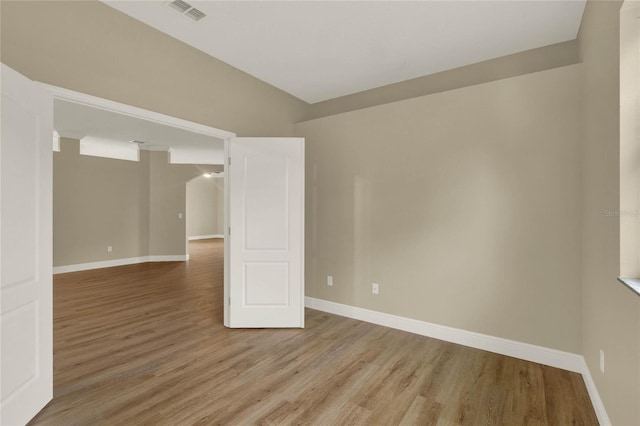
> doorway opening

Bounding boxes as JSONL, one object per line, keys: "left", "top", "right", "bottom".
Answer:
{"left": 1, "top": 66, "right": 306, "bottom": 425}
{"left": 47, "top": 83, "right": 234, "bottom": 322}
{"left": 186, "top": 172, "right": 225, "bottom": 248}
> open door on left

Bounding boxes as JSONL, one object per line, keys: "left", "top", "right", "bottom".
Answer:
{"left": 1, "top": 64, "right": 53, "bottom": 425}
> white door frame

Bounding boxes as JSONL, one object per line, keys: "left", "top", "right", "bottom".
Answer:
{"left": 224, "top": 139, "right": 231, "bottom": 326}
{"left": 39, "top": 83, "right": 235, "bottom": 141}
{"left": 38, "top": 83, "right": 236, "bottom": 327}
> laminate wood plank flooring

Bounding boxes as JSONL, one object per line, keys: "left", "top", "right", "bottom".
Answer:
{"left": 29, "top": 239, "right": 598, "bottom": 425}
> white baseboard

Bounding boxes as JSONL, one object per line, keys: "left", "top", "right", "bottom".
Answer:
{"left": 188, "top": 234, "right": 224, "bottom": 240}
{"left": 579, "top": 358, "right": 612, "bottom": 426}
{"left": 304, "top": 296, "right": 610, "bottom": 425}
{"left": 305, "top": 297, "right": 582, "bottom": 371}
{"left": 53, "top": 254, "right": 189, "bottom": 274}
{"left": 149, "top": 254, "right": 189, "bottom": 262}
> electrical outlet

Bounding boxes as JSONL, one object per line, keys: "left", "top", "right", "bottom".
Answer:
{"left": 107, "top": 246, "right": 113, "bottom": 252}
{"left": 327, "top": 275, "right": 333, "bottom": 286}
{"left": 600, "top": 349, "right": 605, "bottom": 374}
{"left": 178, "top": 213, "right": 183, "bottom": 219}
{"left": 372, "top": 283, "right": 379, "bottom": 295}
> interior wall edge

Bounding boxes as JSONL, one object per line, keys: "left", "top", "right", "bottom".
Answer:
{"left": 580, "top": 359, "right": 614, "bottom": 426}
{"left": 301, "top": 39, "right": 580, "bottom": 122}
{"left": 577, "top": 0, "right": 639, "bottom": 424}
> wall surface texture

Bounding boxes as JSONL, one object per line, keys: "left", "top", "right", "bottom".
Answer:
{"left": 304, "top": 40, "right": 580, "bottom": 121}
{"left": 53, "top": 138, "right": 150, "bottom": 266}
{"left": 148, "top": 152, "right": 220, "bottom": 256}
{"left": 5, "top": 0, "right": 640, "bottom": 422}
{"left": 0, "top": 0, "right": 306, "bottom": 137}
{"left": 295, "top": 65, "right": 583, "bottom": 354}
{"left": 53, "top": 139, "right": 219, "bottom": 266}
{"left": 578, "top": 1, "right": 640, "bottom": 424}
{"left": 186, "top": 176, "right": 222, "bottom": 238}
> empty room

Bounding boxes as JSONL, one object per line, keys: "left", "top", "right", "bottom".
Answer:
{"left": 1, "top": 1, "right": 639, "bottom": 425}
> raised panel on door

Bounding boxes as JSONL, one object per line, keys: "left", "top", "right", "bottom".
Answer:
{"left": 0, "top": 64, "right": 53, "bottom": 425}
{"left": 228, "top": 137, "right": 304, "bottom": 328}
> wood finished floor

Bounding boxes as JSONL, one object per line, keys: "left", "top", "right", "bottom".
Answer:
{"left": 30, "top": 239, "right": 598, "bottom": 425}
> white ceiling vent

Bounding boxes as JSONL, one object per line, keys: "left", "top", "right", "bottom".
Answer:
{"left": 166, "top": 0, "right": 206, "bottom": 22}
{"left": 185, "top": 8, "right": 206, "bottom": 22}
{"left": 168, "top": 0, "right": 190, "bottom": 13}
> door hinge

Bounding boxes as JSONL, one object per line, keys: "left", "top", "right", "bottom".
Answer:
{"left": 228, "top": 297, "right": 231, "bottom": 305}
{"left": 228, "top": 226, "right": 231, "bottom": 236}
{"left": 228, "top": 157, "right": 231, "bottom": 165}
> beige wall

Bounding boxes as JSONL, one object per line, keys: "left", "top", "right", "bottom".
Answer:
{"left": 304, "top": 40, "right": 580, "bottom": 121}
{"left": 0, "top": 0, "right": 302, "bottom": 265}
{"left": 53, "top": 138, "right": 150, "bottom": 266}
{"left": 186, "top": 175, "right": 222, "bottom": 238}
{"left": 7, "top": 0, "right": 640, "bottom": 421}
{"left": 53, "top": 140, "right": 220, "bottom": 266}
{"left": 0, "top": 0, "right": 306, "bottom": 138}
{"left": 148, "top": 152, "right": 220, "bottom": 256}
{"left": 578, "top": 1, "right": 640, "bottom": 425}
{"left": 295, "top": 64, "right": 583, "bottom": 353}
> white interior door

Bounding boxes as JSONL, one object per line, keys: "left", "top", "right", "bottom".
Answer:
{"left": 226, "top": 137, "right": 304, "bottom": 328}
{"left": 0, "top": 64, "right": 53, "bottom": 425}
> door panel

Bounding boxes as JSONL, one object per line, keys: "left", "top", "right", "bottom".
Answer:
{"left": 244, "top": 155, "right": 289, "bottom": 250}
{"left": 244, "top": 262, "right": 289, "bottom": 305}
{"left": 1, "top": 64, "right": 53, "bottom": 425}
{"left": 227, "top": 137, "right": 304, "bottom": 328}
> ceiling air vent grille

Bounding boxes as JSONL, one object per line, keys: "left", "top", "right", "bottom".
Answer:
{"left": 166, "top": 0, "right": 207, "bottom": 22}
{"left": 168, "top": 0, "right": 191, "bottom": 13}
{"left": 185, "top": 8, "right": 206, "bottom": 22}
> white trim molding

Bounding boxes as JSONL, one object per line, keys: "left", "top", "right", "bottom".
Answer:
{"left": 169, "top": 146, "right": 224, "bottom": 165}
{"left": 53, "top": 130, "right": 60, "bottom": 152}
{"left": 188, "top": 234, "right": 224, "bottom": 240}
{"left": 80, "top": 135, "right": 140, "bottom": 162}
{"left": 37, "top": 83, "right": 236, "bottom": 140}
{"left": 53, "top": 255, "right": 189, "bottom": 274}
{"left": 305, "top": 297, "right": 582, "bottom": 371}
{"left": 304, "top": 297, "right": 610, "bottom": 425}
{"left": 579, "top": 358, "right": 612, "bottom": 426}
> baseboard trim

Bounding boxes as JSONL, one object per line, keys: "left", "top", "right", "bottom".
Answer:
{"left": 188, "top": 234, "right": 224, "bottom": 240}
{"left": 304, "top": 296, "right": 610, "bottom": 425}
{"left": 579, "top": 358, "right": 612, "bottom": 426}
{"left": 53, "top": 255, "right": 189, "bottom": 274}
{"left": 148, "top": 255, "right": 190, "bottom": 262}
{"left": 305, "top": 297, "right": 582, "bottom": 371}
